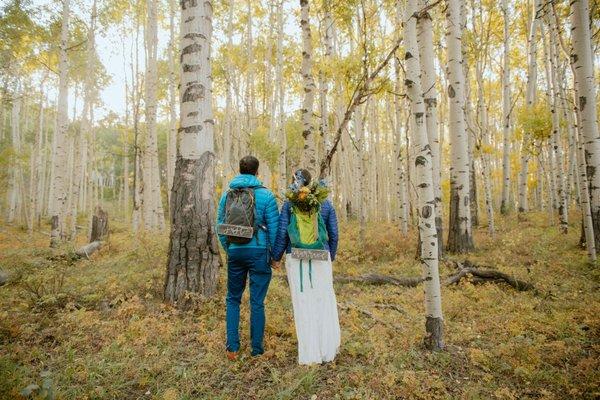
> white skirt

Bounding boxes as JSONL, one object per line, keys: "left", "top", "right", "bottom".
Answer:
{"left": 285, "top": 254, "right": 341, "bottom": 365}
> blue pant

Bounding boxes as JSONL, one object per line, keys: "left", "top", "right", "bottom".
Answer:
{"left": 226, "top": 247, "right": 272, "bottom": 355}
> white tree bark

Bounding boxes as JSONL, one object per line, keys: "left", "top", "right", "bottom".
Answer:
{"left": 446, "top": 0, "right": 473, "bottom": 253}
{"left": 417, "top": 0, "right": 443, "bottom": 252}
{"left": 404, "top": 0, "right": 443, "bottom": 350}
{"left": 50, "top": 0, "right": 70, "bottom": 247}
{"left": 143, "top": 0, "right": 165, "bottom": 230}
{"left": 8, "top": 90, "right": 22, "bottom": 225}
{"left": 571, "top": 0, "right": 600, "bottom": 248}
{"left": 475, "top": 61, "right": 494, "bottom": 236}
{"left": 275, "top": 0, "right": 287, "bottom": 192}
{"left": 167, "top": 0, "right": 178, "bottom": 207}
{"left": 300, "top": 0, "right": 317, "bottom": 176}
{"left": 545, "top": 26, "right": 568, "bottom": 233}
{"left": 164, "top": 0, "right": 221, "bottom": 305}
{"left": 500, "top": 0, "right": 511, "bottom": 214}
{"left": 518, "top": 0, "right": 542, "bottom": 213}
{"left": 394, "top": 52, "right": 409, "bottom": 235}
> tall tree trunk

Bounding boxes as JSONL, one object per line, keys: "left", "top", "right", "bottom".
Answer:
{"left": 300, "top": 0, "right": 317, "bottom": 176}
{"left": 50, "top": 0, "right": 70, "bottom": 247}
{"left": 164, "top": 0, "right": 221, "bottom": 306}
{"left": 143, "top": 0, "right": 165, "bottom": 230}
{"left": 518, "top": 0, "right": 542, "bottom": 213}
{"left": 446, "top": 0, "right": 474, "bottom": 253}
{"left": 8, "top": 89, "right": 22, "bottom": 225}
{"left": 404, "top": 0, "right": 444, "bottom": 350}
{"left": 475, "top": 62, "right": 494, "bottom": 236}
{"left": 500, "top": 0, "right": 511, "bottom": 214}
{"left": 394, "top": 52, "right": 409, "bottom": 235}
{"left": 275, "top": 0, "right": 287, "bottom": 192}
{"left": 69, "top": 0, "right": 96, "bottom": 240}
{"left": 571, "top": 0, "right": 600, "bottom": 250}
{"left": 167, "top": 0, "right": 178, "bottom": 208}
{"left": 417, "top": 0, "right": 443, "bottom": 254}
{"left": 544, "top": 25, "right": 568, "bottom": 233}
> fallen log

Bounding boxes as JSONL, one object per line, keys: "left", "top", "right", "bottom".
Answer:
{"left": 339, "top": 301, "right": 403, "bottom": 331}
{"left": 75, "top": 241, "right": 103, "bottom": 259}
{"left": 333, "top": 261, "right": 535, "bottom": 292}
{"left": 335, "top": 274, "right": 424, "bottom": 287}
{"left": 444, "top": 261, "right": 535, "bottom": 291}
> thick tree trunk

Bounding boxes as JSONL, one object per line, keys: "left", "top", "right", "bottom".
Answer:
{"left": 404, "top": 0, "right": 444, "bottom": 350}
{"left": 571, "top": 0, "right": 600, "bottom": 250}
{"left": 446, "top": 0, "right": 473, "bottom": 253}
{"left": 164, "top": 156, "right": 221, "bottom": 304}
{"left": 50, "top": 0, "right": 71, "bottom": 247}
{"left": 300, "top": 0, "right": 317, "bottom": 176}
{"left": 164, "top": 0, "right": 221, "bottom": 306}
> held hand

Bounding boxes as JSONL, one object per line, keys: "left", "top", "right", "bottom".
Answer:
{"left": 271, "top": 260, "right": 281, "bottom": 270}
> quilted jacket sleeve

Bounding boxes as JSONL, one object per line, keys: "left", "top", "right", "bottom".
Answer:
{"left": 272, "top": 201, "right": 291, "bottom": 261}
{"left": 324, "top": 200, "right": 339, "bottom": 261}
{"left": 216, "top": 192, "right": 228, "bottom": 251}
{"left": 263, "top": 191, "right": 280, "bottom": 251}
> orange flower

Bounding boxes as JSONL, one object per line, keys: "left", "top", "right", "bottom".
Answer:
{"left": 298, "top": 191, "right": 307, "bottom": 201}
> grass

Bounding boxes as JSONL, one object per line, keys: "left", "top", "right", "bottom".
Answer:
{"left": 0, "top": 212, "right": 598, "bottom": 399}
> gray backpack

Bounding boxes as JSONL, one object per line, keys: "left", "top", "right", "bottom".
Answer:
{"left": 222, "top": 188, "right": 257, "bottom": 244}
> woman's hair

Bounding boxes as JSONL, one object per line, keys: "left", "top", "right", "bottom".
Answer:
{"left": 293, "top": 169, "right": 312, "bottom": 187}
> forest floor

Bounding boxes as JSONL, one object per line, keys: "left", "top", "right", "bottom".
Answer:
{"left": 0, "top": 212, "right": 599, "bottom": 400}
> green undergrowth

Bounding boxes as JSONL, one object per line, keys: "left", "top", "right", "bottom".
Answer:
{"left": 0, "top": 213, "right": 598, "bottom": 399}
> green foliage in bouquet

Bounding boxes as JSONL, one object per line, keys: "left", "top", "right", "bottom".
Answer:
{"left": 285, "top": 182, "right": 330, "bottom": 213}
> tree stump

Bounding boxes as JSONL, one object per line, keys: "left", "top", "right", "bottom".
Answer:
{"left": 90, "top": 206, "right": 109, "bottom": 242}
{"left": 74, "top": 206, "right": 109, "bottom": 259}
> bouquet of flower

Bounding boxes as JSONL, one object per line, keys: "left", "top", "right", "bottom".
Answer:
{"left": 285, "top": 180, "right": 330, "bottom": 213}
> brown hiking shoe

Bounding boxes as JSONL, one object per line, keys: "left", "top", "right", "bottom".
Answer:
{"left": 226, "top": 351, "right": 238, "bottom": 361}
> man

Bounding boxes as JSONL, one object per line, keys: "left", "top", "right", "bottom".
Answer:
{"left": 217, "top": 156, "right": 279, "bottom": 360}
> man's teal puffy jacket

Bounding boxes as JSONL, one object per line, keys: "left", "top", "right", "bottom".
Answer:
{"left": 216, "top": 174, "right": 280, "bottom": 252}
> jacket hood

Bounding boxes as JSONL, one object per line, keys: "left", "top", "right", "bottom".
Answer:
{"left": 229, "top": 174, "right": 263, "bottom": 189}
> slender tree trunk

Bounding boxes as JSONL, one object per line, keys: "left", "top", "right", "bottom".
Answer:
{"left": 276, "top": 0, "right": 287, "bottom": 192}
{"left": 164, "top": 0, "right": 221, "bottom": 306}
{"left": 518, "top": 0, "right": 542, "bottom": 213}
{"left": 545, "top": 26, "right": 568, "bottom": 233}
{"left": 475, "top": 62, "right": 494, "bottom": 236}
{"left": 300, "top": 0, "right": 317, "bottom": 176}
{"left": 50, "top": 0, "right": 71, "bottom": 247}
{"left": 500, "top": 0, "right": 511, "bottom": 214}
{"left": 446, "top": 0, "right": 474, "bottom": 253}
{"left": 417, "top": 0, "right": 443, "bottom": 254}
{"left": 8, "top": 90, "right": 22, "bottom": 225}
{"left": 167, "top": 0, "right": 178, "bottom": 208}
{"left": 394, "top": 53, "right": 409, "bottom": 235}
{"left": 143, "top": 0, "right": 165, "bottom": 230}
{"left": 404, "top": 0, "right": 444, "bottom": 350}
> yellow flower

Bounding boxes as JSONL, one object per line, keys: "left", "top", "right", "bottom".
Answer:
{"left": 300, "top": 186, "right": 310, "bottom": 193}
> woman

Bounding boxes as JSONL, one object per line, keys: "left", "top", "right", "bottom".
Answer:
{"left": 272, "top": 169, "right": 341, "bottom": 365}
